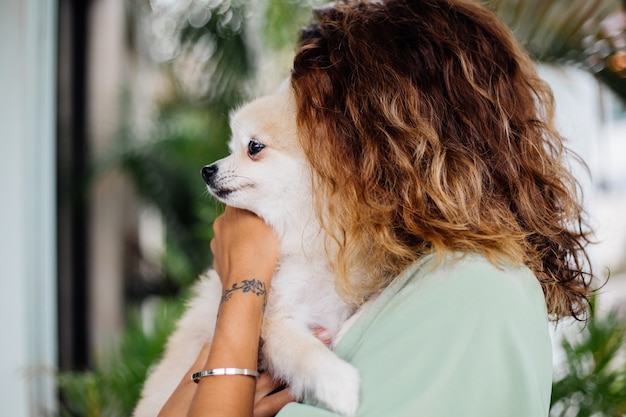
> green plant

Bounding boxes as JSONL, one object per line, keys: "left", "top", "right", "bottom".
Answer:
{"left": 483, "top": 0, "right": 626, "bottom": 103}
{"left": 56, "top": 296, "right": 186, "bottom": 417}
{"left": 550, "top": 300, "right": 626, "bottom": 417}
{"left": 96, "top": 106, "right": 229, "bottom": 292}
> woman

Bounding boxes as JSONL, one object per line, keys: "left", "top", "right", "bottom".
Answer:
{"left": 160, "top": 0, "right": 593, "bottom": 416}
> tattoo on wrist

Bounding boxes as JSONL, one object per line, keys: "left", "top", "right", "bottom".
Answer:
{"left": 221, "top": 279, "right": 267, "bottom": 311}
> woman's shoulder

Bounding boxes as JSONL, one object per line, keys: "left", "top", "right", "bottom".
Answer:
{"left": 394, "top": 252, "right": 547, "bottom": 317}
{"left": 336, "top": 252, "right": 549, "bottom": 352}
{"left": 411, "top": 252, "right": 539, "bottom": 287}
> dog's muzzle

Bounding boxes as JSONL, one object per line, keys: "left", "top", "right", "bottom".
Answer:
{"left": 201, "top": 164, "right": 218, "bottom": 186}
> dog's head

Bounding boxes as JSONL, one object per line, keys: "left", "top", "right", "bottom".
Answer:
{"left": 201, "top": 86, "right": 310, "bottom": 233}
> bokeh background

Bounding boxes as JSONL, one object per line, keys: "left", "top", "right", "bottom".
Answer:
{"left": 1, "top": 0, "right": 626, "bottom": 416}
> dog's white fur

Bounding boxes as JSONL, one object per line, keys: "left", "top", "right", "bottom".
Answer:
{"left": 133, "top": 86, "right": 360, "bottom": 416}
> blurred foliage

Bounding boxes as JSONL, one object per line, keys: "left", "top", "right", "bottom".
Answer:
{"left": 143, "top": 0, "right": 251, "bottom": 102}
{"left": 550, "top": 300, "right": 626, "bottom": 417}
{"left": 488, "top": 0, "right": 618, "bottom": 61}
{"left": 485, "top": 0, "right": 626, "bottom": 102}
{"left": 95, "top": 105, "right": 228, "bottom": 293}
{"left": 99, "top": 0, "right": 255, "bottom": 296}
{"left": 56, "top": 295, "right": 187, "bottom": 417}
{"left": 262, "top": 0, "right": 326, "bottom": 50}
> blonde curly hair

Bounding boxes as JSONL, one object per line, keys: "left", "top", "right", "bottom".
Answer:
{"left": 291, "top": 0, "right": 594, "bottom": 319}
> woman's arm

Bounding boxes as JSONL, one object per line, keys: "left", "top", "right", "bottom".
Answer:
{"left": 159, "top": 342, "right": 294, "bottom": 417}
{"left": 186, "top": 278, "right": 267, "bottom": 416}
{"left": 158, "top": 342, "right": 212, "bottom": 417}
{"left": 188, "top": 207, "right": 281, "bottom": 417}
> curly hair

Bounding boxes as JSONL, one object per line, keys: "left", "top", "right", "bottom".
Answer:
{"left": 290, "top": 0, "right": 594, "bottom": 319}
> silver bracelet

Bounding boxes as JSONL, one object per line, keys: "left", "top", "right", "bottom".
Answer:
{"left": 191, "top": 367, "right": 260, "bottom": 383}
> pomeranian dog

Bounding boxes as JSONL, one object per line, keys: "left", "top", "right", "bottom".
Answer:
{"left": 133, "top": 84, "right": 360, "bottom": 417}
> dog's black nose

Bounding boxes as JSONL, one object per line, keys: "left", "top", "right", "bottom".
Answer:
{"left": 201, "top": 164, "right": 218, "bottom": 185}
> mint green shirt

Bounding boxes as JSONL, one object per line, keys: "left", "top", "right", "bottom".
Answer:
{"left": 278, "top": 253, "right": 552, "bottom": 417}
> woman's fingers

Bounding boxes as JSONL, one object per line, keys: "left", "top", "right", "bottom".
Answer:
{"left": 254, "top": 373, "right": 284, "bottom": 402}
{"left": 253, "top": 373, "right": 295, "bottom": 417}
{"left": 253, "top": 386, "right": 296, "bottom": 417}
{"left": 251, "top": 327, "right": 332, "bottom": 417}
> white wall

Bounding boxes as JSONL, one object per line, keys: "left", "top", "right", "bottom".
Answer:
{"left": 0, "top": 1, "right": 58, "bottom": 416}
{"left": 540, "top": 65, "right": 626, "bottom": 371}
{"left": 539, "top": 65, "right": 626, "bottom": 277}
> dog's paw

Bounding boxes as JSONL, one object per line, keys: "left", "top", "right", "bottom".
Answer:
{"left": 306, "top": 357, "right": 360, "bottom": 416}
{"left": 261, "top": 317, "right": 360, "bottom": 415}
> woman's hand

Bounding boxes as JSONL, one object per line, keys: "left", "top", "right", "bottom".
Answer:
{"left": 252, "top": 328, "right": 332, "bottom": 417}
{"left": 211, "top": 206, "right": 280, "bottom": 288}
{"left": 253, "top": 374, "right": 295, "bottom": 417}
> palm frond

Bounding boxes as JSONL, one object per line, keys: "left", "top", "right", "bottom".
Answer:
{"left": 485, "top": 0, "right": 626, "bottom": 102}
{"left": 550, "top": 301, "right": 626, "bottom": 417}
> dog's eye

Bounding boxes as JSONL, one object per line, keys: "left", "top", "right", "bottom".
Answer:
{"left": 247, "top": 139, "right": 265, "bottom": 158}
